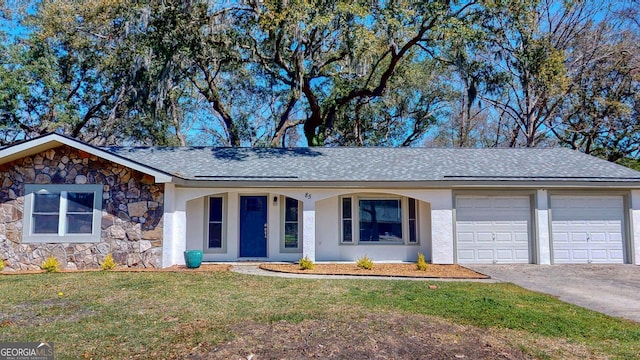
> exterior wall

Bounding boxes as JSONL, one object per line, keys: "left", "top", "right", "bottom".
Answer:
{"left": 0, "top": 145, "right": 164, "bottom": 271}
{"left": 429, "top": 190, "right": 454, "bottom": 264}
{"left": 419, "top": 201, "right": 432, "bottom": 261}
{"left": 314, "top": 196, "right": 430, "bottom": 262}
{"left": 168, "top": 186, "right": 640, "bottom": 266}
{"left": 536, "top": 189, "right": 551, "bottom": 264}
{"left": 311, "top": 188, "right": 445, "bottom": 263}
{"left": 629, "top": 190, "right": 640, "bottom": 265}
{"left": 173, "top": 187, "right": 447, "bottom": 264}
{"left": 181, "top": 189, "right": 302, "bottom": 262}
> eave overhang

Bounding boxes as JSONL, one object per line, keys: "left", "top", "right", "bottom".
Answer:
{"left": 169, "top": 178, "right": 640, "bottom": 189}
{"left": 0, "top": 133, "right": 174, "bottom": 183}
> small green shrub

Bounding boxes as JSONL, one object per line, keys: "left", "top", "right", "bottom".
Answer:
{"left": 298, "top": 256, "right": 314, "bottom": 270}
{"left": 101, "top": 254, "right": 117, "bottom": 271}
{"left": 356, "top": 255, "right": 374, "bottom": 270}
{"left": 0, "top": 259, "right": 4, "bottom": 271}
{"left": 41, "top": 257, "right": 60, "bottom": 273}
{"left": 416, "top": 253, "right": 428, "bottom": 271}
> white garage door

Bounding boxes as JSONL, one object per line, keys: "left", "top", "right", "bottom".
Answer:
{"left": 456, "top": 196, "right": 531, "bottom": 264}
{"left": 551, "top": 196, "right": 625, "bottom": 264}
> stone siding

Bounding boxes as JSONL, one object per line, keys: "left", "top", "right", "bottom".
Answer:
{"left": 0, "top": 145, "right": 164, "bottom": 271}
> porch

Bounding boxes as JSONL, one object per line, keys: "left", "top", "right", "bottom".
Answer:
{"left": 161, "top": 186, "right": 455, "bottom": 267}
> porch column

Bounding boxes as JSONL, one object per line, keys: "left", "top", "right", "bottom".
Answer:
{"left": 431, "top": 190, "right": 454, "bottom": 264}
{"left": 302, "top": 200, "right": 316, "bottom": 261}
{"left": 536, "top": 189, "right": 551, "bottom": 264}
{"left": 631, "top": 190, "right": 640, "bottom": 265}
{"left": 162, "top": 184, "right": 187, "bottom": 267}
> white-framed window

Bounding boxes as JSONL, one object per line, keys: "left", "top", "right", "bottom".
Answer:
{"left": 281, "top": 196, "right": 302, "bottom": 253}
{"left": 23, "top": 184, "right": 103, "bottom": 243}
{"left": 408, "top": 197, "right": 418, "bottom": 244}
{"left": 205, "top": 195, "right": 226, "bottom": 253}
{"left": 340, "top": 195, "right": 419, "bottom": 245}
{"left": 342, "top": 197, "right": 353, "bottom": 243}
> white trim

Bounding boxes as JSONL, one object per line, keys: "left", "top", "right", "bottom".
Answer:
{"left": 536, "top": 189, "right": 551, "bottom": 264}
{"left": 302, "top": 200, "right": 316, "bottom": 261}
{"left": 162, "top": 183, "right": 184, "bottom": 267}
{"left": 407, "top": 197, "right": 419, "bottom": 244}
{"left": 22, "top": 184, "right": 103, "bottom": 243}
{"left": 339, "top": 194, "right": 419, "bottom": 245}
{"left": 631, "top": 190, "right": 640, "bottom": 265}
{"left": 280, "top": 196, "right": 303, "bottom": 253}
{"left": 58, "top": 191, "right": 68, "bottom": 236}
{"left": 340, "top": 196, "right": 353, "bottom": 244}
{"left": 204, "top": 195, "right": 227, "bottom": 254}
{"left": 0, "top": 134, "right": 172, "bottom": 183}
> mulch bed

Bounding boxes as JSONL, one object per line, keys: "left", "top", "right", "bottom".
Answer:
{"left": 3, "top": 263, "right": 488, "bottom": 279}
{"left": 260, "top": 263, "right": 489, "bottom": 279}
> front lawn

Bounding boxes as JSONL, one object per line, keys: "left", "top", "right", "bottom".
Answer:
{"left": 1, "top": 272, "right": 638, "bottom": 359}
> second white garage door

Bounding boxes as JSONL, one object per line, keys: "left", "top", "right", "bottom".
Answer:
{"left": 456, "top": 196, "right": 531, "bottom": 264}
{"left": 551, "top": 195, "right": 625, "bottom": 264}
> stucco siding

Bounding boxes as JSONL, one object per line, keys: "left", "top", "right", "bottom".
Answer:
{"left": 173, "top": 188, "right": 439, "bottom": 264}
{"left": 536, "top": 189, "right": 551, "bottom": 264}
{"left": 314, "top": 195, "right": 431, "bottom": 262}
{"left": 179, "top": 189, "right": 303, "bottom": 262}
{"left": 185, "top": 196, "right": 205, "bottom": 254}
{"left": 629, "top": 190, "right": 640, "bottom": 265}
{"left": 428, "top": 190, "right": 455, "bottom": 264}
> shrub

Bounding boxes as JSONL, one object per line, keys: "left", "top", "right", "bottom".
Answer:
{"left": 41, "top": 257, "right": 60, "bottom": 273}
{"left": 101, "top": 254, "right": 117, "bottom": 271}
{"left": 356, "top": 255, "right": 374, "bottom": 270}
{"left": 0, "top": 259, "right": 4, "bottom": 271}
{"left": 298, "top": 256, "right": 314, "bottom": 270}
{"left": 416, "top": 253, "right": 428, "bottom": 271}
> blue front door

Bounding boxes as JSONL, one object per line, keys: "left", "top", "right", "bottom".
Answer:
{"left": 239, "top": 196, "right": 268, "bottom": 258}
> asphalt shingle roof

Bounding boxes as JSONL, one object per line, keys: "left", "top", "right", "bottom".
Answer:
{"left": 103, "top": 147, "right": 640, "bottom": 183}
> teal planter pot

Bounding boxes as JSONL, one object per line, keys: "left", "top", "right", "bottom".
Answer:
{"left": 184, "top": 250, "right": 203, "bottom": 269}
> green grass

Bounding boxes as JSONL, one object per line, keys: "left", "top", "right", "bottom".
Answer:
{"left": 348, "top": 281, "right": 640, "bottom": 356}
{"left": 1, "top": 272, "right": 639, "bottom": 359}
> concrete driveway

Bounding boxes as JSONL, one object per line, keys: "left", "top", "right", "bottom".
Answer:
{"left": 466, "top": 264, "right": 640, "bottom": 323}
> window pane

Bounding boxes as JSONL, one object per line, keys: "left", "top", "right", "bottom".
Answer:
{"left": 209, "top": 197, "right": 222, "bottom": 222}
{"left": 67, "top": 214, "right": 94, "bottom": 234}
{"left": 359, "top": 199, "right": 402, "bottom": 242}
{"left": 208, "top": 223, "right": 222, "bottom": 248}
{"left": 342, "top": 197, "right": 352, "bottom": 219}
{"left": 284, "top": 223, "right": 298, "bottom": 248}
{"left": 342, "top": 220, "right": 352, "bottom": 242}
{"left": 409, "top": 198, "right": 416, "bottom": 219}
{"left": 409, "top": 219, "right": 417, "bottom": 243}
{"left": 33, "top": 214, "right": 59, "bottom": 233}
{"left": 34, "top": 193, "right": 60, "bottom": 212}
{"left": 285, "top": 197, "right": 298, "bottom": 221}
{"left": 67, "top": 193, "right": 94, "bottom": 213}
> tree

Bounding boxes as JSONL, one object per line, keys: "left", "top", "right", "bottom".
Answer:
{"left": 551, "top": 23, "right": 640, "bottom": 161}
{"left": 2, "top": 0, "right": 638, "bottom": 157}
{"left": 243, "top": 0, "right": 480, "bottom": 146}
{"left": 0, "top": 0, "right": 186, "bottom": 145}
{"left": 331, "top": 59, "right": 451, "bottom": 146}
{"left": 471, "top": 0, "right": 600, "bottom": 147}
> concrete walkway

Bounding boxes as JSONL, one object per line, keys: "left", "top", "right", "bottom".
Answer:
{"left": 466, "top": 264, "right": 640, "bottom": 323}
